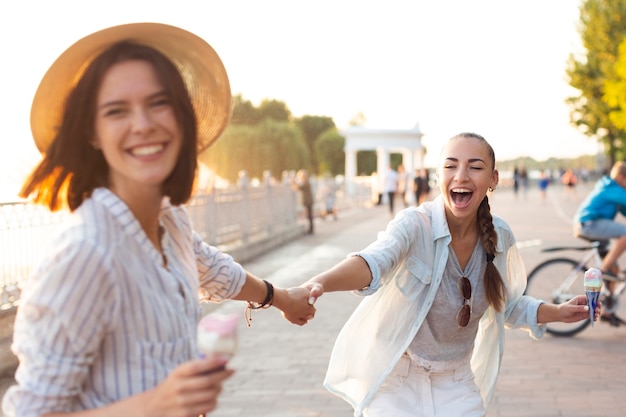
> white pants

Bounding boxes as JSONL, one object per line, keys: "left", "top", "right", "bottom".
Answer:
{"left": 363, "top": 354, "right": 485, "bottom": 417}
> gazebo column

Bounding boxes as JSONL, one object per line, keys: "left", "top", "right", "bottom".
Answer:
{"left": 376, "top": 147, "right": 389, "bottom": 203}
{"left": 403, "top": 150, "right": 415, "bottom": 205}
{"left": 344, "top": 147, "right": 358, "bottom": 197}
{"left": 415, "top": 149, "right": 425, "bottom": 170}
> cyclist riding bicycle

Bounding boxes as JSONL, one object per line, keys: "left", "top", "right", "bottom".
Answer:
{"left": 574, "top": 161, "right": 626, "bottom": 326}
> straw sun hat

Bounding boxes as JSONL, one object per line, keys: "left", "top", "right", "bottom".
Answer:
{"left": 30, "top": 22, "right": 232, "bottom": 153}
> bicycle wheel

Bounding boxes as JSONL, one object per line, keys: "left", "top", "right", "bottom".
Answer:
{"left": 524, "top": 257, "right": 591, "bottom": 337}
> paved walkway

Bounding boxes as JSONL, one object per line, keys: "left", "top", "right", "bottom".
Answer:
{"left": 3, "top": 183, "right": 625, "bottom": 416}
{"left": 209, "top": 183, "right": 625, "bottom": 417}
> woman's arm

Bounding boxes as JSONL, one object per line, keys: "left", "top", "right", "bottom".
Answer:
{"left": 302, "top": 256, "right": 373, "bottom": 303}
{"left": 231, "top": 272, "right": 317, "bottom": 326}
{"left": 537, "top": 294, "right": 599, "bottom": 323}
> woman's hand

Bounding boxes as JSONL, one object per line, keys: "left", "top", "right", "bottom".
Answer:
{"left": 274, "top": 286, "right": 316, "bottom": 325}
{"left": 142, "top": 355, "right": 234, "bottom": 417}
{"left": 302, "top": 281, "right": 324, "bottom": 306}
{"left": 538, "top": 294, "right": 601, "bottom": 324}
{"left": 558, "top": 294, "right": 601, "bottom": 323}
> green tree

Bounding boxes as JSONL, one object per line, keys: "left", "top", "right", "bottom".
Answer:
{"left": 255, "top": 119, "right": 309, "bottom": 178}
{"left": 258, "top": 99, "right": 291, "bottom": 122}
{"left": 202, "top": 95, "right": 338, "bottom": 181}
{"left": 390, "top": 154, "right": 403, "bottom": 170}
{"left": 604, "top": 38, "right": 626, "bottom": 131}
{"left": 230, "top": 94, "right": 261, "bottom": 125}
{"left": 357, "top": 150, "right": 377, "bottom": 175}
{"left": 199, "top": 124, "right": 256, "bottom": 181}
{"left": 567, "top": 0, "right": 626, "bottom": 164}
{"left": 200, "top": 120, "right": 308, "bottom": 182}
{"left": 314, "top": 129, "right": 345, "bottom": 175}
{"left": 295, "top": 115, "right": 336, "bottom": 173}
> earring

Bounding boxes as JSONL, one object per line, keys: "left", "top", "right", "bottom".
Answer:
{"left": 488, "top": 186, "right": 495, "bottom": 192}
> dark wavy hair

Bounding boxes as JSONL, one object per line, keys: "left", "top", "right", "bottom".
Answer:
{"left": 20, "top": 41, "right": 198, "bottom": 211}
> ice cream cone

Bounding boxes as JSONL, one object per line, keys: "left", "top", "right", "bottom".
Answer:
{"left": 584, "top": 268, "right": 602, "bottom": 327}
{"left": 197, "top": 313, "right": 239, "bottom": 359}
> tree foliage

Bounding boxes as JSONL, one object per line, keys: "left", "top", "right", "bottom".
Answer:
{"left": 567, "top": 0, "right": 626, "bottom": 164}
{"left": 204, "top": 95, "right": 340, "bottom": 182}
{"left": 199, "top": 119, "right": 309, "bottom": 182}
{"left": 255, "top": 119, "right": 309, "bottom": 177}
{"left": 314, "top": 129, "right": 345, "bottom": 175}
{"left": 294, "top": 115, "right": 336, "bottom": 173}
{"left": 357, "top": 151, "right": 377, "bottom": 175}
{"left": 604, "top": 39, "right": 626, "bottom": 130}
{"left": 258, "top": 99, "right": 291, "bottom": 122}
{"left": 230, "top": 94, "right": 262, "bottom": 125}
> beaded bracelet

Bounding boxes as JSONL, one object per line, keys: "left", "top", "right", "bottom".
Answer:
{"left": 244, "top": 279, "right": 274, "bottom": 326}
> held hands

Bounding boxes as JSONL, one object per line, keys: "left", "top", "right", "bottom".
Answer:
{"left": 302, "top": 281, "right": 324, "bottom": 306}
{"left": 280, "top": 281, "right": 325, "bottom": 325}
{"left": 143, "top": 355, "right": 234, "bottom": 417}
{"left": 277, "top": 286, "right": 317, "bottom": 326}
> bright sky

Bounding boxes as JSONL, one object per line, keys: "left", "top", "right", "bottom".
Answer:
{"left": 0, "top": 0, "right": 597, "bottom": 202}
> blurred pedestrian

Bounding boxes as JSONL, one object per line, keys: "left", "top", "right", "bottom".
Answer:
{"left": 512, "top": 167, "right": 520, "bottom": 196}
{"left": 370, "top": 171, "right": 381, "bottom": 205}
{"left": 519, "top": 167, "right": 529, "bottom": 197}
{"left": 397, "top": 164, "right": 409, "bottom": 208}
{"left": 538, "top": 169, "right": 550, "bottom": 202}
{"left": 2, "top": 23, "right": 315, "bottom": 417}
{"left": 293, "top": 169, "right": 315, "bottom": 234}
{"left": 383, "top": 165, "right": 398, "bottom": 216}
{"left": 561, "top": 168, "right": 578, "bottom": 199}
{"left": 319, "top": 174, "right": 338, "bottom": 221}
{"left": 413, "top": 167, "right": 431, "bottom": 205}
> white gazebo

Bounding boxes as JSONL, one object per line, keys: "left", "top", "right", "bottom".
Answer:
{"left": 342, "top": 123, "right": 425, "bottom": 200}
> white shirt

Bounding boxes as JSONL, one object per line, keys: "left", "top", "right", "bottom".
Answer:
{"left": 2, "top": 188, "right": 246, "bottom": 416}
{"left": 383, "top": 169, "right": 398, "bottom": 193}
{"left": 324, "top": 195, "right": 546, "bottom": 417}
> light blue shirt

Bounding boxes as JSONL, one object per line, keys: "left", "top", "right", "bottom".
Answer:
{"left": 3, "top": 188, "right": 246, "bottom": 416}
{"left": 574, "top": 175, "right": 626, "bottom": 223}
{"left": 324, "top": 195, "right": 546, "bottom": 417}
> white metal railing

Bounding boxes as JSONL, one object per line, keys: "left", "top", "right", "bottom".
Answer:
{"left": 0, "top": 177, "right": 374, "bottom": 312}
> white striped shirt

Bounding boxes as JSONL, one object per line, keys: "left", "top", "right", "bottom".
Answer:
{"left": 2, "top": 188, "right": 246, "bottom": 416}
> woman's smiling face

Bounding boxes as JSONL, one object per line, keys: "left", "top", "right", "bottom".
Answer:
{"left": 92, "top": 59, "right": 182, "bottom": 199}
{"left": 437, "top": 135, "right": 499, "bottom": 221}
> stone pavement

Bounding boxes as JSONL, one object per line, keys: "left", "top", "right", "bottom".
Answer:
{"left": 2, "top": 182, "right": 626, "bottom": 416}
{"left": 208, "top": 183, "right": 625, "bottom": 417}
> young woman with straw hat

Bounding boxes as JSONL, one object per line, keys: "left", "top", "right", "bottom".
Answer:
{"left": 2, "top": 23, "right": 315, "bottom": 417}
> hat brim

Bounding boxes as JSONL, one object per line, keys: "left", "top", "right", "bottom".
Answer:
{"left": 30, "top": 22, "right": 231, "bottom": 153}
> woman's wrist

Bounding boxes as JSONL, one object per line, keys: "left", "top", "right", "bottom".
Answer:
{"left": 537, "top": 302, "right": 559, "bottom": 323}
{"left": 270, "top": 287, "right": 289, "bottom": 311}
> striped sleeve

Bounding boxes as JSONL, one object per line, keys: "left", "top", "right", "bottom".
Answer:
{"left": 5, "top": 228, "right": 120, "bottom": 415}
{"left": 164, "top": 205, "right": 246, "bottom": 302}
{"left": 194, "top": 230, "right": 246, "bottom": 302}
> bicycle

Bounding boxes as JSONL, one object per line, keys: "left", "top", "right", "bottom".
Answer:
{"left": 524, "top": 236, "right": 626, "bottom": 337}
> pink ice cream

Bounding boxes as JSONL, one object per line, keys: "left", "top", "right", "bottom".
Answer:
{"left": 197, "top": 313, "right": 239, "bottom": 358}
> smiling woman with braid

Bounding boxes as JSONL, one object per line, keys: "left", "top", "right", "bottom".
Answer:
{"left": 300, "top": 133, "right": 598, "bottom": 417}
